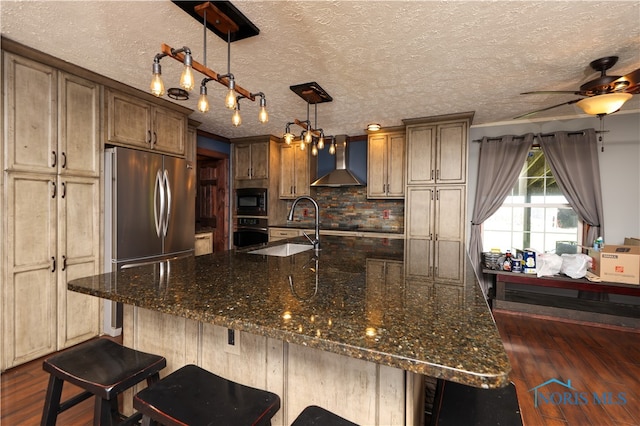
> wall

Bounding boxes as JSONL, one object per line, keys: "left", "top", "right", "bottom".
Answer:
{"left": 285, "top": 186, "right": 404, "bottom": 232}
{"left": 468, "top": 111, "right": 640, "bottom": 246}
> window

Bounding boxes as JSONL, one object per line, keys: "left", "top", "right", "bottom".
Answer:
{"left": 483, "top": 149, "right": 581, "bottom": 254}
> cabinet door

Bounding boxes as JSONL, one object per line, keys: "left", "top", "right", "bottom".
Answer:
{"left": 106, "top": 90, "right": 152, "bottom": 149}
{"left": 3, "top": 173, "right": 57, "bottom": 369}
{"left": 434, "top": 186, "right": 465, "bottom": 242}
{"left": 279, "top": 145, "right": 295, "bottom": 198}
{"left": 153, "top": 106, "right": 186, "bottom": 156}
{"left": 406, "top": 126, "right": 435, "bottom": 185}
{"left": 405, "top": 239, "right": 432, "bottom": 278}
{"left": 250, "top": 142, "right": 269, "bottom": 180}
{"left": 234, "top": 144, "right": 252, "bottom": 180}
{"left": 386, "top": 133, "right": 405, "bottom": 198}
{"left": 433, "top": 240, "right": 465, "bottom": 282}
{"left": 59, "top": 72, "right": 101, "bottom": 177}
{"left": 406, "top": 186, "right": 434, "bottom": 239}
{"left": 367, "top": 135, "right": 388, "bottom": 198}
{"left": 436, "top": 121, "right": 467, "bottom": 184}
{"left": 57, "top": 176, "right": 101, "bottom": 349}
{"left": 293, "top": 147, "right": 310, "bottom": 197}
{"left": 3, "top": 52, "right": 57, "bottom": 174}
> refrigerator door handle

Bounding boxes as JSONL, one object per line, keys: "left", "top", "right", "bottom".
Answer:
{"left": 154, "top": 169, "right": 164, "bottom": 238}
{"left": 163, "top": 169, "right": 172, "bottom": 238}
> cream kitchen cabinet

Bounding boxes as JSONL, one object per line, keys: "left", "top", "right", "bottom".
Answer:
{"left": 367, "top": 130, "right": 405, "bottom": 198}
{"left": 3, "top": 53, "right": 100, "bottom": 177}
{"left": 279, "top": 144, "right": 310, "bottom": 199}
{"left": 404, "top": 186, "right": 466, "bottom": 282}
{"left": 195, "top": 232, "right": 213, "bottom": 256}
{"left": 2, "top": 51, "right": 101, "bottom": 370}
{"left": 234, "top": 142, "right": 269, "bottom": 181}
{"left": 3, "top": 173, "right": 101, "bottom": 369}
{"left": 106, "top": 89, "right": 186, "bottom": 156}
{"left": 269, "top": 228, "right": 301, "bottom": 242}
{"left": 405, "top": 117, "right": 470, "bottom": 185}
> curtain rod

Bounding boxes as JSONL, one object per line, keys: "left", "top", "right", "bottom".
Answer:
{"left": 472, "top": 130, "right": 607, "bottom": 143}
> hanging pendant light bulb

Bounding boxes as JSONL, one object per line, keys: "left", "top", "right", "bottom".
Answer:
{"left": 300, "top": 140, "right": 306, "bottom": 151}
{"left": 180, "top": 50, "right": 195, "bottom": 91}
{"left": 232, "top": 98, "right": 242, "bottom": 127}
{"left": 197, "top": 81, "right": 210, "bottom": 113}
{"left": 329, "top": 140, "right": 336, "bottom": 155}
{"left": 304, "top": 127, "right": 313, "bottom": 144}
{"left": 225, "top": 77, "right": 236, "bottom": 109}
{"left": 311, "top": 143, "right": 318, "bottom": 156}
{"left": 283, "top": 124, "right": 294, "bottom": 145}
{"left": 150, "top": 58, "right": 165, "bottom": 97}
{"left": 317, "top": 132, "right": 325, "bottom": 150}
{"left": 258, "top": 94, "right": 269, "bottom": 123}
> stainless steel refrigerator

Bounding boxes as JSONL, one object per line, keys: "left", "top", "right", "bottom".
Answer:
{"left": 103, "top": 146, "right": 195, "bottom": 335}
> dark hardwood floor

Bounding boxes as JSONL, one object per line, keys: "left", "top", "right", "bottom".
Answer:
{"left": 2, "top": 315, "right": 639, "bottom": 425}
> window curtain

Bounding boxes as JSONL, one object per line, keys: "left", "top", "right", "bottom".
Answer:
{"left": 469, "top": 134, "right": 534, "bottom": 296}
{"left": 538, "top": 128, "right": 604, "bottom": 246}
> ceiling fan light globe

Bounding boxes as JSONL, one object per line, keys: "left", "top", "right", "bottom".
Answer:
{"left": 577, "top": 93, "right": 632, "bottom": 115}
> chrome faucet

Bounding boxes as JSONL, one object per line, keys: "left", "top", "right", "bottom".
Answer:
{"left": 287, "top": 196, "right": 320, "bottom": 251}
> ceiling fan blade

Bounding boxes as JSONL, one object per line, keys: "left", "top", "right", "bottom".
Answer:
{"left": 613, "top": 68, "right": 640, "bottom": 94}
{"left": 521, "top": 90, "right": 584, "bottom": 95}
{"left": 513, "top": 99, "right": 582, "bottom": 120}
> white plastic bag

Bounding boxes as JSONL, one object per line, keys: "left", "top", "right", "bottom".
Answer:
{"left": 536, "top": 253, "right": 563, "bottom": 277}
{"left": 560, "top": 253, "right": 592, "bottom": 279}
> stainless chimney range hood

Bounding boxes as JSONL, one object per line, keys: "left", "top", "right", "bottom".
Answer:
{"left": 311, "top": 135, "right": 362, "bottom": 187}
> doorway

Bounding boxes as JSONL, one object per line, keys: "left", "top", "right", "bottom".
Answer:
{"left": 196, "top": 147, "right": 229, "bottom": 252}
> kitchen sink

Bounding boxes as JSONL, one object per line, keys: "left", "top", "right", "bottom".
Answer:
{"left": 247, "top": 243, "right": 313, "bottom": 257}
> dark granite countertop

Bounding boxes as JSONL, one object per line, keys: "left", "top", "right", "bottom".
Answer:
{"left": 270, "top": 222, "right": 404, "bottom": 234}
{"left": 68, "top": 236, "right": 510, "bottom": 388}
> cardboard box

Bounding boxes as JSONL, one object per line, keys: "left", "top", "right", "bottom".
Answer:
{"left": 587, "top": 248, "right": 600, "bottom": 277}
{"left": 624, "top": 237, "right": 640, "bottom": 246}
{"left": 599, "top": 245, "right": 640, "bottom": 285}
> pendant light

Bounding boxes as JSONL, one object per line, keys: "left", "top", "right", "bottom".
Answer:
{"left": 149, "top": 2, "right": 266, "bottom": 127}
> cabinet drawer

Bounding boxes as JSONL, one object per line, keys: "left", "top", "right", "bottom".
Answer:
{"left": 269, "top": 229, "right": 300, "bottom": 239}
{"left": 195, "top": 233, "right": 213, "bottom": 256}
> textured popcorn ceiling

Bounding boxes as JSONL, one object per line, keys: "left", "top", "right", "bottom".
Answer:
{"left": 2, "top": 1, "right": 639, "bottom": 139}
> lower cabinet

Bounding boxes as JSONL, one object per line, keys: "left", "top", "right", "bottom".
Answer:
{"left": 2, "top": 173, "right": 101, "bottom": 370}
{"left": 404, "top": 186, "right": 466, "bottom": 282}
{"left": 195, "top": 232, "right": 213, "bottom": 256}
{"left": 269, "top": 228, "right": 301, "bottom": 242}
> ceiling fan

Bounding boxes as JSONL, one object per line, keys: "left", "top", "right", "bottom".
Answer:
{"left": 514, "top": 56, "right": 640, "bottom": 119}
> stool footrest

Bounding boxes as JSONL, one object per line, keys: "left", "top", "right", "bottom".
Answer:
{"left": 57, "top": 390, "right": 93, "bottom": 414}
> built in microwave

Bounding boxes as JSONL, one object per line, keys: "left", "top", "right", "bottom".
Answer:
{"left": 236, "top": 188, "right": 267, "bottom": 216}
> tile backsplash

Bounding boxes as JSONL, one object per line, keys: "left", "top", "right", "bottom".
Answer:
{"left": 286, "top": 186, "right": 404, "bottom": 232}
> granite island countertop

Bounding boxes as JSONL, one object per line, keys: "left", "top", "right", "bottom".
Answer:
{"left": 68, "top": 236, "right": 510, "bottom": 388}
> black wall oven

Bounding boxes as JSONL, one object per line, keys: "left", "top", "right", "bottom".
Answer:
{"left": 236, "top": 188, "right": 267, "bottom": 216}
{"left": 233, "top": 217, "right": 269, "bottom": 248}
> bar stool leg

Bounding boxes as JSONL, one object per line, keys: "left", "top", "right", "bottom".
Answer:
{"left": 93, "top": 397, "right": 113, "bottom": 426}
{"left": 41, "top": 375, "right": 64, "bottom": 426}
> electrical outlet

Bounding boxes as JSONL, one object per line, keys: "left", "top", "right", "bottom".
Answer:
{"left": 224, "top": 328, "right": 241, "bottom": 355}
{"left": 303, "top": 208, "right": 309, "bottom": 217}
{"left": 383, "top": 210, "right": 390, "bottom": 220}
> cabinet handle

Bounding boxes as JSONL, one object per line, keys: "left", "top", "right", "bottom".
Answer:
{"left": 430, "top": 169, "right": 434, "bottom": 180}
{"left": 247, "top": 168, "right": 251, "bottom": 177}
{"left": 51, "top": 181, "right": 56, "bottom": 198}
{"left": 436, "top": 169, "right": 440, "bottom": 180}
{"left": 61, "top": 182, "right": 66, "bottom": 198}
{"left": 430, "top": 189, "right": 434, "bottom": 200}
{"left": 51, "top": 151, "right": 57, "bottom": 168}
{"left": 436, "top": 189, "right": 440, "bottom": 201}
{"left": 429, "top": 233, "right": 433, "bottom": 240}
{"left": 153, "top": 131, "right": 157, "bottom": 147}
{"left": 61, "top": 152, "right": 67, "bottom": 169}
{"left": 51, "top": 256, "right": 56, "bottom": 273}
{"left": 61, "top": 255, "right": 67, "bottom": 271}
{"left": 148, "top": 130, "right": 152, "bottom": 145}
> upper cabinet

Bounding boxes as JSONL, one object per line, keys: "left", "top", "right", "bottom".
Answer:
{"left": 367, "top": 129, "right": 405, "bottom": 199}
{"left": 106, "top": 89, "right": 186, "bottom": 156}
{"left": 234, "top": 141, "right": 269, "bottom": 181}
{"left": 279, "top": 144, "right": 310, "bottom": 199}
{"left": 3, "top": 53, "right": 100, "bottom": 177}
{"left": 405, "top": 118, "right": 469, "bottom": 185}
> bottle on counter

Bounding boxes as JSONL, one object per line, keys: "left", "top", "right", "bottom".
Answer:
{"left": 503, "top": 250, "right": 512, "bottom": 271}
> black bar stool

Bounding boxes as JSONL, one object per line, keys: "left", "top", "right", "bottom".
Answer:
{"left": 133, "top": 364, "right": 281, "bottom": 426}
{"left": 430, "top": 380, "right": 523, "bottom": 425}
{"left": 41, "top": 338, "right": 166, "bottom": 426}
{"left": 291, "top": 405, "right": 358, "bottom": 426}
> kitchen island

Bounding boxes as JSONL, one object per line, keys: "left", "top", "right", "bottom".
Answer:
{"left": 68, "top": 236, "right": 510, "bottom": 425}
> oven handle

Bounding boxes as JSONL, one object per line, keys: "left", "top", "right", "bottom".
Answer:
{"left": 236, "top": 227, "right": 269, "bottom": 233}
